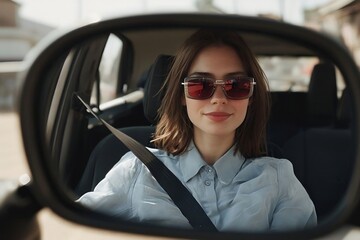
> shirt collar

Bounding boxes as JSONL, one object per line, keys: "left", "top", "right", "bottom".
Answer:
{"left": 179, "top": 141, "right": 245, "bottom": 184}
{"left": 213, "top": 146, "right": 245, "bottom": 185}
{"left": 179, "top": 142, "right": 207, "bottom": 182}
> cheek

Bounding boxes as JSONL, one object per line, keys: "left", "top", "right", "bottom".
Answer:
{"left": 234, "top": 100, "right": 250, "bottom": 116}
{"left": 184, "top": 99, "right": 203, "bottom": 120}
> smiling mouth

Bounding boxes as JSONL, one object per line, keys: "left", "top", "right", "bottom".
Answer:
{"left": 204, "top": 112, "right": 232, "bottom": 122}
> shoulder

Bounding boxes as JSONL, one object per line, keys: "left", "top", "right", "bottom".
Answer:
{"left": 248, "top": 157, "right": 308, "bottom": 197}
{"left": 147, "top": 147, "right": 172, "bottom": 158}
{"left": 247, "top": 156, "right": 292, "bottom": 167}
{"left": 234, "top": 156, "right": 295, "bottom": 190}
{"left": 111, "top": 147, "right": 175, "bottom": 172}
{"left": 104, "top": 151, "right": 141, "bottom": 181}
{"left": 258, "top": 157, "right": 296, "bottom": 181}
{"left": 245, "top": 156, "right": 294, "bottom": 175}
{"left": 244, "top": 157, "right": 300, "bottom": 190}
{"left": 245, "top": 157, "right": 317, "bottom": 228}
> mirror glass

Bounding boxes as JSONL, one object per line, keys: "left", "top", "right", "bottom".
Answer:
{"left": 36, "top": 26, "right": 355, "bottom": 234}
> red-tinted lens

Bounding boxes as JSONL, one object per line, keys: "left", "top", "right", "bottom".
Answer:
{"left": 184, "top": 77, "right": 254, "bottom": 100}
{"left": 223, "top": 77, "right": 252, "bottom": 99}
{"left": 185, "top": 78, "right": 214, "bottom": 99}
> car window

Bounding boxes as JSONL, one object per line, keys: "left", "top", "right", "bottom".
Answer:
{"left": 259, "top": 56, "right": 319, "bottom": 92}
{"left": 259, "top": 56, "right": 346, "bottom": 96}
{"left": 90, "top": 34, "right": 123, "bottom": 106}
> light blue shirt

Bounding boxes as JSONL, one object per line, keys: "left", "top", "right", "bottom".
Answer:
{"left": 78, "top": 142, "right": 317, "bottom": 232}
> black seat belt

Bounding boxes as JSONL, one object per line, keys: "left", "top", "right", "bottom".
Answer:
{"left": 76, "top": 94, "right": 218, "bottom": 232}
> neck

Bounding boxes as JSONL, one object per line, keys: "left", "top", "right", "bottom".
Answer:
{"left": 193, "top": 133, "right": 234, "bottom": 165}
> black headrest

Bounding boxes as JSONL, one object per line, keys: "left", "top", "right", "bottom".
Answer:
{"left": 143, "top": 55, "right": 174, "bottom": 124}
{"left": 307, "top": 62, "right": 338, "bottom": 126}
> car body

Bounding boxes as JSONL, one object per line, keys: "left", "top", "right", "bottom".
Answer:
{"left": 1, "top": 13, "right": 360, "bottom": 239}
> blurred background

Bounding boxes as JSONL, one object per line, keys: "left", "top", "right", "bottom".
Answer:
{"left": 0, "top": 0, "right": 359, "bottom": 239}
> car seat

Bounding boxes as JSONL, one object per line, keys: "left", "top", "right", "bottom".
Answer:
{"left": 268, "top": 62, "right": 338, "bottom": 148}
{"left": 306, "top": 62, "right": 338, "bottom": 127}
{"left": 75, "top": 55, "right": 173, "bottom": 195}
{"left": 282, "top": 87, "right": 354, "bottom": 221}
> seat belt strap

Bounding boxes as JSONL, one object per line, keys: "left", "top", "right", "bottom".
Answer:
{"left": 76, "top": 94, "right": 218, "bottom": 232}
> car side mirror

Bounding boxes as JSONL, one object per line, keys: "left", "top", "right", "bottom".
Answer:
{"left": 17, "top": 14, "right": 360, "bottom": 239}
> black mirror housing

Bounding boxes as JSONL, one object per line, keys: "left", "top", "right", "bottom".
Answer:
{"left": 18, "top": 14, "right": 360, "bottom": 239}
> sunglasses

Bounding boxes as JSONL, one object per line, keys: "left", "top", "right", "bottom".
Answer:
{"left": 181, "top": 76, "right": 256, "bottom": 100}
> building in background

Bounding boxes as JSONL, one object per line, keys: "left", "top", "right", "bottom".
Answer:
{"left": 0, "top": 0, "right": 53, "bottom": 110}
{"left": 305, "top": 0, "right": 360, "bottom": 66}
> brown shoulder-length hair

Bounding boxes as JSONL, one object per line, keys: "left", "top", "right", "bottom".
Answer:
{"left": 152, "top": 29, "right": 270, "bottom": 158}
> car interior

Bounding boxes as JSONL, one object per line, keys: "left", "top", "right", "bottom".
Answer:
{"left": 43, "top": 28, "right": 355, "bottom": 225}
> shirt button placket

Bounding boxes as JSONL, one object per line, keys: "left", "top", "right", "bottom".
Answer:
{"left": 204, "top": 166, "right": 214, "bottom": 186}
{"left": 202, "top": 166, "right": 218, "bottom": 223}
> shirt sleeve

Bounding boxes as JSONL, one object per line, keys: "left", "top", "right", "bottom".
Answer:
{"left": 270, "top": 159, "right": 317, "bottom": 231}
{"left": 76, "top": 151, "right": 141, "bottom": 219}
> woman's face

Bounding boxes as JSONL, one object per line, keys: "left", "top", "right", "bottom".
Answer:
{"left": 183, "top": 45, "right": 250, "bottom": 142}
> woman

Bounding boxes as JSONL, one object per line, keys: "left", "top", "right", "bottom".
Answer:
{"left": 78, "top": 29, "right": 317, "bottom": 232}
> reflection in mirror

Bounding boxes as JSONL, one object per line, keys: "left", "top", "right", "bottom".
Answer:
{"left": 41, "top": 27, "right": 355, "bottom": 233}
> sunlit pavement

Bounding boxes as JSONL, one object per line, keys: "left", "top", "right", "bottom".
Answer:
{"left": 1, "top": 111, "right": 360, "bottom": 239}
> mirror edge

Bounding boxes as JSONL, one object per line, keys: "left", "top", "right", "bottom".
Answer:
{"left": 17, "top": 13, "right": 360, "bottom": 239}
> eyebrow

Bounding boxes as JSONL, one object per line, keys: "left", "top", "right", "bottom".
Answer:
{"left": 188, "top": 71, "right": 247, "bottom": 78}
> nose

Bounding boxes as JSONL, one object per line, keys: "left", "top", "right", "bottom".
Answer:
{"left": 210, "top": 85, "right": 227, "bottom": 104}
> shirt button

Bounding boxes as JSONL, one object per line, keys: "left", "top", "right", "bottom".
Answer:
{"left": 205, "top": 180, "right": 211, "bottom": 186}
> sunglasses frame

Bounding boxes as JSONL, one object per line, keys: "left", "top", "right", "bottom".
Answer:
{"left": 181, "top": 76, "right": 256, "bottom": 100}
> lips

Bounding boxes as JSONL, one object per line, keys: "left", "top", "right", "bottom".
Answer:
{"left": 204, "top": 112, "right": 232, "bottom": 122}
